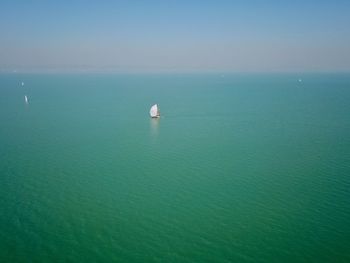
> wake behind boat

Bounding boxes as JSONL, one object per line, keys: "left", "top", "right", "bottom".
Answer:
{"left": 150, "top": 104, "right": 160, "bottom": 118}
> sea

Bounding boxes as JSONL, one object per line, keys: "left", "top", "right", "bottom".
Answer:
{"left": 1, "top": 73, "right": 350, "bottom": 262}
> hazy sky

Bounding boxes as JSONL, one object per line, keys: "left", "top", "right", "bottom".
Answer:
{"left": 1, "top": 0, "right": 350, "bottom": 72}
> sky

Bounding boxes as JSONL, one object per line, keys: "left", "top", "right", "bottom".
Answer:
{"left": 1, "top": 0, "right": 350, "bottom": 72}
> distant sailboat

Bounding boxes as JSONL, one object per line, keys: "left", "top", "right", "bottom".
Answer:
{"left": 24, "top": 95, "right": 28, "bottom": 104}
{"left": 21, "top": 82, "right": 24, "bottom": 86}
{"left": 150, "top": 104, "right": 160, "bottom": 118}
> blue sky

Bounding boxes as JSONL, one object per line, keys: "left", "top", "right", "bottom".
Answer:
{"left": 1, "top": 0, "right": 350, "bottom": 72}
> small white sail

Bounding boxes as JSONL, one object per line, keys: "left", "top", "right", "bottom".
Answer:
{"left": 24, "top": 95, "right": 28, "bottom": 104}
{"left": 150, "top": 104, "right": 160, "bottom": 118}
{"left": 21, "top": 82, "right": 24, "bottom": 86}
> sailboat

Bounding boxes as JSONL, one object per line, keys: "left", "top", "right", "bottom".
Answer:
{"left": 150, "top": 104, "right": 160, "bottom": 118}
{"left": 24, "top": 95, "right": 28, "bottom": 104}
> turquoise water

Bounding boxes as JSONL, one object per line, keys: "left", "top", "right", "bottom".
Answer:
{"left": 1, "top": 73, "right": 350, "bottom": 262}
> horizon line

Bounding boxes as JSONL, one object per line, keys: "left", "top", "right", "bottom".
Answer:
{"left": 1, "top": 68, "right": 350, "bottom": 75}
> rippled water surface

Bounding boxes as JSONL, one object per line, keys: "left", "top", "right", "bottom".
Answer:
{"left": 1, "top": 73, "right": 350, "bottom": 262}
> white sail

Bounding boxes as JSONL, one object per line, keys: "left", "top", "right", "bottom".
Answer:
{"left": 150, "top": 104, "right": 159, "bottom": 118}
{"left": 24, "top": 95, "right": 28, "bottom": 104}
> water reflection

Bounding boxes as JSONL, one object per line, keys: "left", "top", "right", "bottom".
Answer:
{"left": 150, "top": 118, "right": 160, "bottom": 137}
